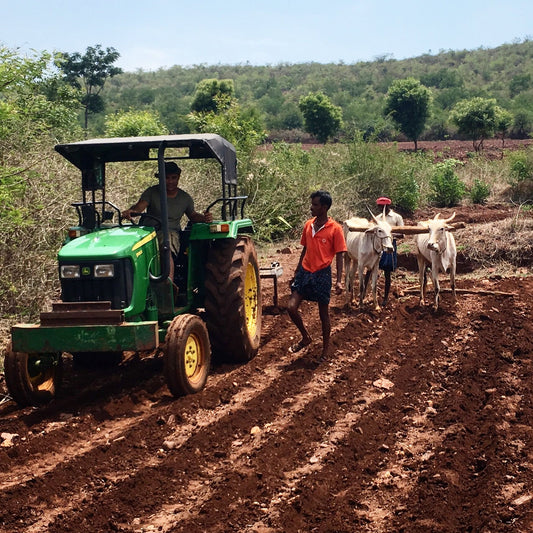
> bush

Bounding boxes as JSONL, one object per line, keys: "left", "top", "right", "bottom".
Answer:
{"left": 469, "top": 178, "right": 491, "bottom": 204}
{"left": 507, "top": 148, "right": 533, "bottom": 202}
{"left": 105, "top": 109, "right": 168, "bottom": 137}
{"left": 244, "top": 142, "right": 318, "bottom": 241}
{"left": 393, "top": 172, "right": 420, "bottom": 213}
{"left": 508, "top": 149, "right": 533, "bottom": 183}
{"left": 429, "top": 159, "right": 466, "bottom": 207}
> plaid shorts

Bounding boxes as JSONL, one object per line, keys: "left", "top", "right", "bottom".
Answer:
{"left": 291, "top": 265, "right": 332, "bottom": 305}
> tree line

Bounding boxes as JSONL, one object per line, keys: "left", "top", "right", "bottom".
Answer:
{"left": 93, "top": 38, "right": 533, "bottom": 146}
{"left": 2, "top": 39, "right": 530, "bottom": 152}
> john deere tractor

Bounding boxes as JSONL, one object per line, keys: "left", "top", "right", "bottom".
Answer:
{"left": 4, "top": 134, "right": 262, "bottom": 406}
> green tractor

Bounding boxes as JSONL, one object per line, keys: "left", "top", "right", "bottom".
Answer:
{"left": 4, "top": 134, "right": 262, "bottom": 407}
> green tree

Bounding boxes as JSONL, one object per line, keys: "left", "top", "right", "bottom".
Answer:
{"left": 450, "top": 97, "right": 500, "bottom": 152}
{"left": 0, "top": 46, "right": 80, "bottom": 238}
{"left": 383, "top": 78, "right": 432, "bottom": 150}
{"left": 509, "top": 73, "right": 531, "bottom": 97}
{"left": 298, "top": 92, "right": 342, "bottom": 143}
{"left": 190, "top": 79, "right": 235, "bottom": 113}
{"left": 58, "top": 44, "right": 122, "bottom": 131}
{"left": 393, "top": 172, "right": 420, "bottom": 213}
{"left": 187, "top": 95, "right": 265, "bottom": 162}
{"left": 469, "top": 178, "right": 491, "bottom": 204}
{"left": 511, "top": 110, "right": 532, "bottom": 138}
{"left": 507, "top": 148, "right": 533, "bottom": 202}
{"left": 495, "top": 107, "right": 513, "bottom": 147}
{"left": 0, "top": 46, "right": 79, "bottom": 145}
{"left": 104, "top": 109, "right": 168, "bottom": 137}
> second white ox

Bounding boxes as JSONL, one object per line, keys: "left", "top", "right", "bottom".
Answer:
{"left": 415, "top": 212, "right": 457, "bottom": 311}
{"left": 343, "top": 213, "right": 394, "bottom": 310}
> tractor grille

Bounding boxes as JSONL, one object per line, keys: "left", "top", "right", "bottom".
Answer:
{"left": 59, "top": 258, "right": 134, "bottom": 310}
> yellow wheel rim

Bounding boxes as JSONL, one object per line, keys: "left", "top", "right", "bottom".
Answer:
{"left": 28, "top": 356, "right": 56, "bottom": 393}
{"left": 244, "top": 262, "right": 259, "bottom": 337}
{"left": 184, "top": 333, "right": 201, "bottom": 379}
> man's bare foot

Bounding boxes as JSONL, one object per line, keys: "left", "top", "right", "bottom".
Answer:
{"left": 317, "top": 345, "right": 330, "bottom": 362}
{"left": 289, "top": 338, "right": 312, "bottom": 353}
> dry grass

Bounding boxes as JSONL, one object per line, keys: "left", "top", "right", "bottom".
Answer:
{"left": 459, "top": 210, "right": 533, "bottom": 267}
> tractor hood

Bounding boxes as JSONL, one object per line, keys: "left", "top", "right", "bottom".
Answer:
{"left": 55, "top": 134, "right": 237, "bottom": 185}
{"left": 58, "top": 226, "right": 156, "bottom": 261}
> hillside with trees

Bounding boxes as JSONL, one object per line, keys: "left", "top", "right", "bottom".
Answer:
{"left": 96, "top": 38, "right": 533, "bottom": 142}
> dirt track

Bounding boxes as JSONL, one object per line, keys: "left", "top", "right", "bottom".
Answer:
{"left": 1, "top": 204, "right": 533, "bottom": 533}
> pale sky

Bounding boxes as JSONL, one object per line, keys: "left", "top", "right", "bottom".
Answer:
{"left": 2, "top": 0, "right": 531, "bottom": 72}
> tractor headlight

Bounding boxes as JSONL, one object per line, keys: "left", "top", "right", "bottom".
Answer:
{"left": 60, "top": 265, "right": 80, "bottom": 278}
{"left": 94, "top": 264, "right": 115, "bottom": 278}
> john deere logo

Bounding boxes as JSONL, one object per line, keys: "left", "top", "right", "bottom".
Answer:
{"left": 82, "top": 266, "right": 91, "bottom": 276}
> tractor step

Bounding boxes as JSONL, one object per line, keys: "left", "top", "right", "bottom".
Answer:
{"left": 259, "top": 262, "right": 284, "bottom": 306}
{"left": 40, "top": 301, "right": 124, "bottom": 326}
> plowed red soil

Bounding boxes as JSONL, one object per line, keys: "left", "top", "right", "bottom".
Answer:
{"left": 1, "top": 204, "right": 533, "bottom": 532}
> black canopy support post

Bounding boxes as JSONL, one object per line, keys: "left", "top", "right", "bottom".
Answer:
{"left": 221, "top": 180, "right": 228, "bottom": 221}
{"left": 150, "top": 141, "right": 171, "bottom": 283}
{"left": 100, "top": 165, "right": 106, "bottom": 222}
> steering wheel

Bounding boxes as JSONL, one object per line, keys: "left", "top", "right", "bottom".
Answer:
{"left": 124, "top": 212, "right": 162, "bottom": 231}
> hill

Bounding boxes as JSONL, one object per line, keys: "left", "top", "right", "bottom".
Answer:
{"left": 98, "top": 39, "right": 533, "bottom": 141}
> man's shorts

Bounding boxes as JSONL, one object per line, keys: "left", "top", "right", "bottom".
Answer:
{"left": 157, "top": 230, "right": 180, "bottom": 257}
{"left": 291, "top": 265, "right": 332, "bottom": 305}
{"left": 379, "top": 239, "right": 398, "bottom": 272}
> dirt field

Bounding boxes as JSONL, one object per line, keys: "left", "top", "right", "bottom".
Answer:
{"left": 394, "top": 138, "right": 532, "bottom": 161}
{"left": 1, "top": 200, "right": 532, "bottom": 532}
{"left": 300, "top": 138, "right": 533, "bottom": 162}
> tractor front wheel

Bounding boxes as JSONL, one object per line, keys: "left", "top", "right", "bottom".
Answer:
{"left": 4, "top": 343, "right": 63, "bottom": 407}
{"left": 163, "top": 314, "right": 211, "bottom": 397}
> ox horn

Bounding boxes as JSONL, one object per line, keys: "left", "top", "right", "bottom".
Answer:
{"left": 367, "top": 206, "right": 379, "bottom": 224}
{"left": 444, "top": 212, "right": 456, "bottom": 223}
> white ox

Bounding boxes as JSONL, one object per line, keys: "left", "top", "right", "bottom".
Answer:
{"left": 415, "top": 212, "right": 457, "bottom": 311}
{"left": 343, "top": 213, "right": 394, "bottom": 310}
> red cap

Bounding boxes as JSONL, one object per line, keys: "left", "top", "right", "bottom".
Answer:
{"left": 376, "top": 197, "right": 391, "bottom": 205}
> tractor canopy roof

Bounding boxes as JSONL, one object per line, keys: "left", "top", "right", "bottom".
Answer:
{"left": 55, "top": 134, "right": 238, "bottom": 185}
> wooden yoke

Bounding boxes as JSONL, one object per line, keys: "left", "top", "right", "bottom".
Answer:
{"left": 346, "top": 221, "right": 466, "bottom": 234}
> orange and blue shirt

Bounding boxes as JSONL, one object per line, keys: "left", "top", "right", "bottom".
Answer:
{"left": 301, "top": 217, "right": 347, "bottom": 273}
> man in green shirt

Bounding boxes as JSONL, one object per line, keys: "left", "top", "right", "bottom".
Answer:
{"left": 122, "top": 162, "right": 213, "bottom": 281}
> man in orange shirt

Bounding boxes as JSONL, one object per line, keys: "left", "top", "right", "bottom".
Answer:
{"left": 287, "top": 190, "right": 347, "bottom": 360}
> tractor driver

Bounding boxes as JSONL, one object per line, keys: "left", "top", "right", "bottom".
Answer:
{"left": 122, "top": 161, "right": 213, "bottom": 281}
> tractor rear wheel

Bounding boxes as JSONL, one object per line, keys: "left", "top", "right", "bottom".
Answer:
{"left": 205, "top": 236, "right": 262, "bottom": 363}
{"left": 4, "top": 343, "right": 63, "bottom": 407}
{"left": 163, "top": 314, "right": 211, "bottom": 397}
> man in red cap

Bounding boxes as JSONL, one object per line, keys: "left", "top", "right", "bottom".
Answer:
{"left": 376, "top": 197, "right": 404, "bottom": 306}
